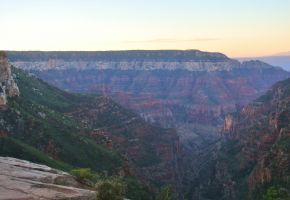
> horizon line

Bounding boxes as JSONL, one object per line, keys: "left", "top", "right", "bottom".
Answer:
{"left": 2, "top": 49, "right": 289, "bottom": 58}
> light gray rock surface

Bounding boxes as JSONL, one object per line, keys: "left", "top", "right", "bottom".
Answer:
{"left": 0, "top": 157, "right": 96, "bottom": 200}
{"left": 12, "top": 60, "right": 241, "bottom": 72}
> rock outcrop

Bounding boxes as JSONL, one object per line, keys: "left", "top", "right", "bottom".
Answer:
{"left": 0, "top": 156, "right": 96, "bottom": 200}
{"left": 0, "top": 52, "right": 19, "bottom": 109}
{"left": 223, "top": 114, "right": 234, "bottom": 134}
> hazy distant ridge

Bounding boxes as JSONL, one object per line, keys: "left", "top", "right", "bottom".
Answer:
{"left": 238, "top": 55, "right": 290, "bottom": 71}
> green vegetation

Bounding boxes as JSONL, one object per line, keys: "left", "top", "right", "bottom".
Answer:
{"left": 96, "top": 178, "right": 126, "bottom": 200}
{"left": 263, "top": 186, "right": 290, "bottom": 200}
{"left": 0, "top": 67, "right": 165, "bottom": 199}
{"left": 70, "top": 168, "right": 98, "bottom": 183}
{"left": 155, "top": 186, "right": 175, "bottom": 200}
{"left": 124, "top": 177, "right": 154, "bottom": 200}
{"left": 253, "top": 184, "right": 290, "bottom": 200}
{"left": 69, "top": 168, "right": 153, "bottom": 200}
{"left": 0, "top": 67, "right": 123, "bottom": 173}
{"left": 0, "top": 137, "right": 73, "bottom": 171}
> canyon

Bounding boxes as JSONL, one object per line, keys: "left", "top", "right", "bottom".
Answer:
{"left": 3, "top": 50, "right": 290, "bottom": 199}
{"left": 8, "top": 51, "right": 290, "bottom": 165}
{"left": 0, "top": 53, "right": 182, "bottom": 199}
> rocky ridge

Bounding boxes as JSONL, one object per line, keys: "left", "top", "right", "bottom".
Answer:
{"left": 9, "top": 50, "right": 275, "bottom": 72}
{"left": 0, "top": 156, "right": 95, "bottom": 200}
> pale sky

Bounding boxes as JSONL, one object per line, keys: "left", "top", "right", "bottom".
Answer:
{"left": 1, "top": 0, "right": 289, "bottom": 57}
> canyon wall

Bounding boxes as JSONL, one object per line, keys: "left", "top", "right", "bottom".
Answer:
{"left": 0, "top": 52, "right": 19, "bottom": 109}
{"left": 203, "top": 77, "right": 290, "bottom": 200}
{"left": 8, "top": 50, "right": 289, "bottom": 128}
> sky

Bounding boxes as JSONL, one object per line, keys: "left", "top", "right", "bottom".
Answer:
{"left": 0, "top": 0, "right": 289, "bottom": 57}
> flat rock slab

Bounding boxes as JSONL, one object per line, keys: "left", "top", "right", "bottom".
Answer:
{"left": 0, "top": 157, "right": 96, "bottom": 200}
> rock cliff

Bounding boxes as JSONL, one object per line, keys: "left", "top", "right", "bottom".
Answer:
{"left": 0, "top": 156, "right": 95, "bottom": 200}
{"left": 8, "top": 50, "right": 234, "bottom": 71}
{"left": 202, "top": 78, "right": 290, "bottom": 200}
{"left": 0, "top": 52, "right": 19, "bottom": 109}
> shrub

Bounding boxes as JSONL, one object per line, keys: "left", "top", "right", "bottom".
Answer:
{"left": 70, "top": 168, "right": 97, "bottom": 183}
{"left": 156, "top": 186, "right": 174, "bottom": 200}
{"left": 95, "top": 179, "right": 126, "bottom": 200}
{"left": 263, "top": 186, "right": 290, "bottom": 200}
